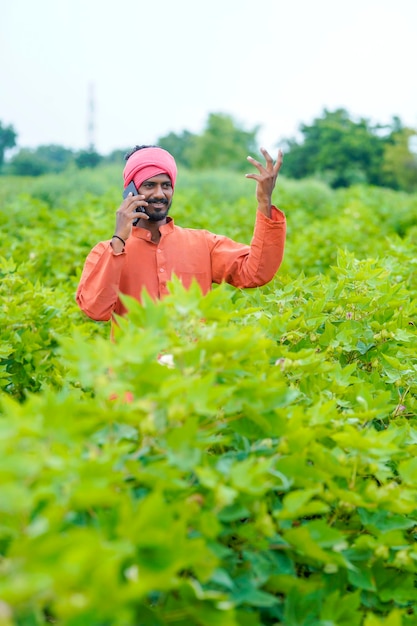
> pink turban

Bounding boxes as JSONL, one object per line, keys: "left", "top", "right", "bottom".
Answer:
{"left": 123, "top": 147, "right": 177, "bottom": 191}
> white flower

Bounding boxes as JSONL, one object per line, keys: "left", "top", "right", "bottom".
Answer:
{"left": 157, "top": 353, "right": 175, "bottom": 368}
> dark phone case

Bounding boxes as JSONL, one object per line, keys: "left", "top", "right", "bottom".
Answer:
{"left": 123, "top": 180, "right": 138, "bottom": 199}
{"left": 123, "top": 181, "right": 145, "bottom": 225}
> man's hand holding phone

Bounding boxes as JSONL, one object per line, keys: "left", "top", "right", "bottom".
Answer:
{"left": 111, "top": 181, "right": 149, "bottom": 252}
{"left": 122, "top": 180, "right": 149, "bottom": 226}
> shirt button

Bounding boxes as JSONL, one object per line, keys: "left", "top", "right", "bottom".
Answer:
{"left": 157, "top": 249, "right": 161, "bottom": 253}
{"left": 160, "top": 268, "right": 165, "bottom": 272}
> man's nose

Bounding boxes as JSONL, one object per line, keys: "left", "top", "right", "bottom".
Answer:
{"left": 153, "top": 184, "right": 165, "bottom": 197}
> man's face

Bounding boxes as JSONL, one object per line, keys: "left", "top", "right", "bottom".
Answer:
{"left": 138, "top": 174, "right": 173, "bottom": 222}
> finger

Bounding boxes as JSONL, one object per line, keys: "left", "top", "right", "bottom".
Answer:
{"left": 133, "top": 198, "right": 147, "bottom": 208}
{"left": 273, "top": 149, "right": 284, "bottom": 174}
{"left": 246, "top": 155, "right": 264, "bottom": 175}
{"left": 247, "top": 155, "right": 262, "bottom": 167}
{"left": 125, "top": 193, "right": 145, "bottom": 205}
{"left": 134, "top": 212, "right": 149, "bottom": 220}
{"left": 260, "top": 147, "right": 274, "bottom": 166}
{"left": 132, "top": 205, "right": 149, "bottom": 219}
{"left": 129, "top": 194, "right": 146, "bottom": 205}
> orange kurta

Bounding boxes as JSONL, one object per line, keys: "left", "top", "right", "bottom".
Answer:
{"left": 76, "top": 208, "right": 286, "bottom": 321}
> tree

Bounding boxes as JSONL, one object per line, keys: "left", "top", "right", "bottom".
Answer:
{"left": 183, "top": 113, "right": 259, "bottom": 171}
{"left": 7, "top": 145, "right": 76, "bottom": 176}
{"left": 382, "top": 127, "right": 417, "bottom": 192}
{"left": 157, "top": 130, "right": 196, "bottom": 168}
{"left": 8, "top": 148, "right": 49, "bottom": 176}
{"left": 34, "top": 144, "right": 75, "bottom": 172}
{"left": 75, "top": 149, "right": 102, "bottom": 169}
{"left": 0, "top": 121, "right": 17, "bottom": 169}
{"left": 103, "top": 148, "right": 131, "bottom": 165}
{"left": 281, "top": 109, "right": 385, "bottom": 188}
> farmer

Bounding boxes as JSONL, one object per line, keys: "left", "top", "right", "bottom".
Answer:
{"left": 76, "top": 145, "right": 286, "bottom": 322}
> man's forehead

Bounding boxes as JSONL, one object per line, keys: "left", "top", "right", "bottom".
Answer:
{"left": 141, "top": 173, "right": 172, "bottom": 184}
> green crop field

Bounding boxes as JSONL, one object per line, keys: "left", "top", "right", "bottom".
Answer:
{"left": 1, "top": 166, "right": 417, "bottom": 625}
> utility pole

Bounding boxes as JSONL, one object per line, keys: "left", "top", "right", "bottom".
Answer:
{"left": 87, "top": 82, "right": 96, "bottom": 151}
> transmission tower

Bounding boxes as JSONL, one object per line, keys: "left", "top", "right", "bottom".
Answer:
{"left": 87, "top": 82, "right": 96, "bottom": 151}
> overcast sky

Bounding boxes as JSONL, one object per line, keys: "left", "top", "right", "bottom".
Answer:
{"left": 1, "top": 0, "right": 416, "bottom": 156}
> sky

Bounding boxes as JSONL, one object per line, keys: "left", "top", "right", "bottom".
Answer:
{"left": 1, "top": 0, "right": 416, "bottom": 156}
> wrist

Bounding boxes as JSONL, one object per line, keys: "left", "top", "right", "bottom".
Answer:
{"left": 257, "top": 202, "right": 272, "bottom": 218}
{"left": 112, "top": 234, "right": 125, "bottom": 245}
{"left": 111, "top": 234, "right": 125, "bottom": 253}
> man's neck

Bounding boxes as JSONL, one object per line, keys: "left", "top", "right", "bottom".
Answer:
{"left": 137, "top": 217, "right": 168, "bottom": 243}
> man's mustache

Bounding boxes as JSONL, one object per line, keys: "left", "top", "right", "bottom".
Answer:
{"left": 147, "top": 198, "right": 168, "bottom": 205}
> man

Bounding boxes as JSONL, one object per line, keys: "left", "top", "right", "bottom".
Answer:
{"left": 76, "top": 145, "right": 286, "bottom": 322}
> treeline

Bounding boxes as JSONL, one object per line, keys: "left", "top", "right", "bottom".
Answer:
{"left": 281, "top": 109, "right": 417, "bottom": 192}
{"left": 1, "top": 109, "right": 416, "bottom": 191}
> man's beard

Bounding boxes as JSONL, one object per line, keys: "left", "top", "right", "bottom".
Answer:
{"left": 145, "top": 198, "right": 171, "bottom": 222}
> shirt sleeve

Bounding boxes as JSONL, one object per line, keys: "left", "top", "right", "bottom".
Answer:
{"left": 209, "top": 207, "right": 286, "bottom": 288}
{"left": 76, "top": 242, "right": 126, "bottom": 321}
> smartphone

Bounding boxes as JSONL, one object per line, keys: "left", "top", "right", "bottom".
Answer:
{"left": 123, "top": 180, "right": 145, "bottom": 225}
